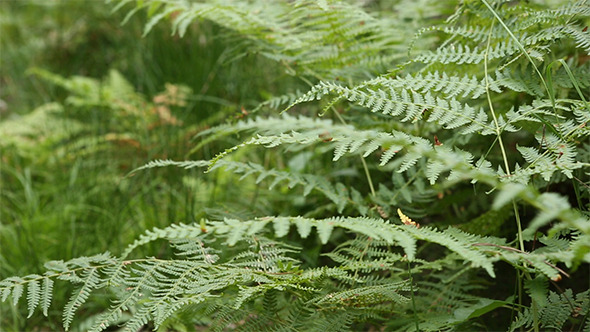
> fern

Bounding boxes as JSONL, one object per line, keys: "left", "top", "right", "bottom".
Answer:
{"left": 511, "top": 288, "right": 590, "bottom": 332}
{"left": 3, "top": 0, "right": 590, "bottom": 331}
{"left": 2, "top": 212, "right": 577, "bottom": 329}
{"left": 110, "top": 0, "right": 415, "bottom": 80}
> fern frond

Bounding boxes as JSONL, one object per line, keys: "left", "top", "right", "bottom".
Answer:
{"left": 25, "top": 278, "right": 41, "bottom": 319}
{"left": 516, "top": 136, "right": 582, "bottom": 182}
{"left": 251, "top": 91, "right": 304, "bottom": 112}
{"left": 441, "top": 24, "right": 503, "bottom": 44}
{"left": 415, "top": 41, "right": 523, "bottom": 65}
{"left": 494, "top": 66, "right": 545, "bottom": 96}
{"left": 563, "top": 24, "right": 590, "bottom": 54}
{"left": 396, "top": 269, "right": 490, "bottom": 331}
{"left": 304, "top": 310, "right": 351, "bottom": 332}
{"left": 206, "top": 123, "right": 430, "bottom": 172}
{"left": 416, "top": 0, "right": 590, "bottom": 69}
{"left": 513, "top": 288, "right": 590, "bottom": 331}
{"left": 206, "top": 121, "right": 502, "bottom": 189}
{"left": 112, "top": 0, "right": 410, "bottom": 79}
{"left": 209, "top": 160, "right": 358, "bottom": 214}
{"left": 127, "top": 216, "right": 509, "bottom": 277}
{"left": 540, "top": 290, "right": 575, "bottom": 329}
{"left": 287, "top": 80, "right": 495, "bottom": 133}
{"left": 315, "top": 282, "right": 411, "bottom": 308}
{"left": 131, "top": 159, "right": 209, "bottom": 172}
{"left": 360, "top": 72, "right": 499, "bottom": 99}
{"left": 63, "top": 267, "right": 101, "bottom": 330}
{"left": 40, "top": 276, "right": 54, "bottom": 317}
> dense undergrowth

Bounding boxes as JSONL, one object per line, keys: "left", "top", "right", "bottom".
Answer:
{"left": 1, "top": 0, "right": 589, "bottom": 331}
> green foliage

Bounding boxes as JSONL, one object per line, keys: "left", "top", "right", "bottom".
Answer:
{"left": 0, "top": 4, "right": 243, "bottom": 328}
{"left": 0, "top": 216, "right": 569, "bottom": 331}
{"left": 512, "top": 285, "right": 590, "bottom": 331}
{"left": 110, "top": 0, "right": 411, "bottom": 80}
{"left": 2, "top": 0, "right": 590, "bottom": 331}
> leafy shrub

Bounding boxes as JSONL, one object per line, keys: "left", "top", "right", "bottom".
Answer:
{"left": 1, "top": 0, "right": 589, "bottom": 331}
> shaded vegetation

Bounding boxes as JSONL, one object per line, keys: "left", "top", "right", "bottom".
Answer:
{"left": 1, "top": 0, "right": 589, "bottom": 331}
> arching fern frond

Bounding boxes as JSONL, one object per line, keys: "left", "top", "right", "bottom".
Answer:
{"left": 120, "top": 215, "right": 569, "bottom": 278}
{"left": 2, "top": 183, "right": 584, "bottom": 332}
{"left": 110, "top": 0, "right": 412, "bottom": 79}
{"left": 368, "top": 72, "right": 501, "bottom": 99}
{"left": 133, "top": 158, "right": 358, "bottom": 214}
{"left": 414, "top": 0, "right": 590, "bottom": 68}
{"left": 206, "top": 122, "right": 436, "bottom": 170}
{"left": 286, "top": 80, "right": 495, "bottom": 133}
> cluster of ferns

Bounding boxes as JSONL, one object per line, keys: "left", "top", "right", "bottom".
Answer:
{"left": 2, "top": 0, "right": 589, "bottom": 331}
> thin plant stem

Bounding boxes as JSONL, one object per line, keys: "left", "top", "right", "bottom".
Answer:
{"left": 481, "top": 0, "right": 553, "bottom": 106}
{"left": 482, "top": 17, "right": 525, "bottom": 254}
{"left": 407, "top": 260, "right": 420, "bottom": 332}
{"left": 482, "top": 16, "right": 532, "bottom": 331}
{"left": 332, "top": 108, "right": 376, "bottom": 197}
